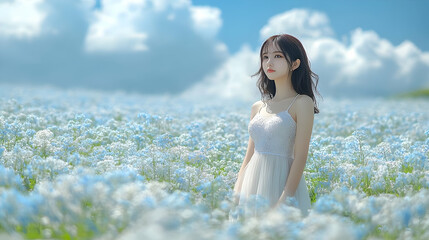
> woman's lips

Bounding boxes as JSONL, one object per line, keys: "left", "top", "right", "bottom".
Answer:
{"left": 267, "top": 69, "right": 275, "bottom": 73}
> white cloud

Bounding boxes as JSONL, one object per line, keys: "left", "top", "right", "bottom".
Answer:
{"left": 0, "top": 0, "right": 47, "bottom": 38}
{"left": 308, "top": 27, "right": 429, "bottom": 96}
{"left": 0, "top": 0, "right": 228, "bottom": 94}
{"left": 84, "top": 0, "right": 150, "bottom": 52}
{"left": 84, "top": 0, "right": 223, "bottom": 52}
{"left": 190, "top": 6, "right": 222, "bottom": 39}
{"left": 150, "top": 0, "right": 190, "bottom": 11}
{"left": 260, "top": 8, "right": 334, "bottom": 41}
{"left": 181, "top": 44, "right": 260, "bottom": 102}
{"left": 190, "top": 8, "right": 429, "bottom": 99}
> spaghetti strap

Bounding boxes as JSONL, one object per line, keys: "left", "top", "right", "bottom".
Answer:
{"left": 286, "top": 94, "right": 299, "bottom": 111}
{"left": 258, "top": 102, "right": 265, "bottom": 113}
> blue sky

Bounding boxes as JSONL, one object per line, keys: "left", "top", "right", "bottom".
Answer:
{"left": 195, "top": 0, "right": 429, "bottom": 53}
{"left": 0, "top": 0, "right": 428, "bottom": 100}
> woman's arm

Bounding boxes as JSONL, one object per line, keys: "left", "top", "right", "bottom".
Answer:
{"left": 237, "top": 137, "right": 254, "bottom": 177}
{"left": 236, "top": 101, "right": 263, "bottom": 176}
{"left": 276, "top": 95, "right": 314, "bottom": 205}
{"left": 233, "top": 101, "right": 263, "bottom": 201}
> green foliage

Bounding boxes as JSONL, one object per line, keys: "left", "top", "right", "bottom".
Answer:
{"left": 393, "top": 88, "right": 429, "bottom": 98}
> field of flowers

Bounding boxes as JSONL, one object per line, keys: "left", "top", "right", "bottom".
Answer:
{"left": 0, "top": 84, "right": 428, "bottom": 240}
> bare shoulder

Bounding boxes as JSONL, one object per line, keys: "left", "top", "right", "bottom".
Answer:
{"left": 251, "top": 100, "right": 264, "bottom": 111}
{"left": 296, "top": 95, "right": 315, "bottom": 113}
{"left": 250, "top": 100, "right": 264, "bottom": 119}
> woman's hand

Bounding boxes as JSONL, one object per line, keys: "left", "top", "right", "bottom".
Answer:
{"left": 274, "top": 194, "right": 285, "bottom": 208}
{"left": 274, "top": 195, "right": 298, "bottom": 209}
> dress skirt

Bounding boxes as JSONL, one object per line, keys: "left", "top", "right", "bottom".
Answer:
{"left": 234, "top": 150, "right": 311, "bottom": 216}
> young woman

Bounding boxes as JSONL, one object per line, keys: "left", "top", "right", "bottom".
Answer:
{"left": 233, "top": 34, "right": 320, "bottom": 216}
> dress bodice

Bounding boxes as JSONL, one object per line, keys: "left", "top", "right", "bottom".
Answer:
{"left": 248, "top": 94, "right": 298, "bottom": 158}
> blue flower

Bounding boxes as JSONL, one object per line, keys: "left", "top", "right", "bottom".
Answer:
{"left": 143, "top": 196, "right": 155, "bottom": 208}
{"left": 0, "top": 146, "right": 4, "bottom": 156}
{"left": 399, "top": 208, "right": 412, "bottom": 228}
{"left": 415, "top": 204, "right": 426, "bottom": 217}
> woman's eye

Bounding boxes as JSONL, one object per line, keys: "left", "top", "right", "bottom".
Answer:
{"left": 275, "top": 55, "right": 283, "bottom": 58}
{"left": 263, "top": 56, "right": 268, "bottom": 59}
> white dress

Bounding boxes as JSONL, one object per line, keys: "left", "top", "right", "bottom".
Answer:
{"left": 233, "top": 94, "right": 311, "bottom": 216}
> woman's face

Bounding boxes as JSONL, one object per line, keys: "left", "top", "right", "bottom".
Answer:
{"left": 262, "top": 42, "right": 290, "bottom": 81}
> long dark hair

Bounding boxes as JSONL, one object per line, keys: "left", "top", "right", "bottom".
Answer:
{"left": 252, "top": 34, "right": 320, "bottom": 113}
